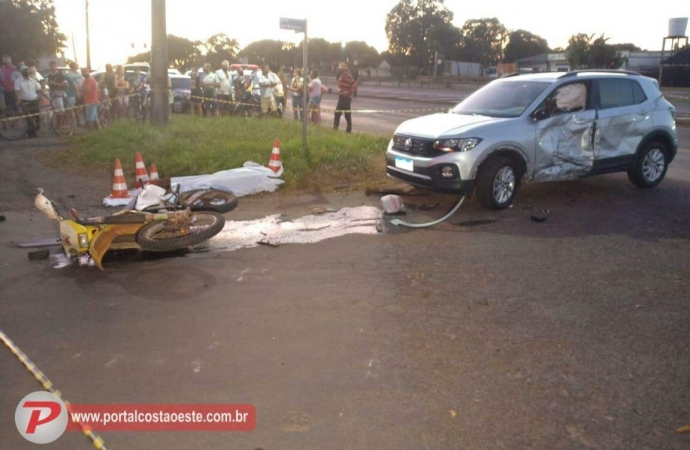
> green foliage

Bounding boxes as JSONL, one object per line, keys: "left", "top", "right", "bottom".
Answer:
{"left": 239, "top": 40, "right": 298, "bottom": 69}
{"left": 0, "top": 0, "right": 65, "bottom": 60}
{"left": 504, "top": 30, "right": 550, "bottom": 62}
{"left": 458, "top": 18, "right": 508, "bottom": 67}
{"left": 203, "top": 33, "right": 240, "bottom": 69}
{"left": 567, "top": 33, "right": 625, "bottom": 69}
{"left": 59, "top": 117, "right": 390, "bottom": 190}
{"left": 385, "top": 0, "right": 454, "bottom": 69}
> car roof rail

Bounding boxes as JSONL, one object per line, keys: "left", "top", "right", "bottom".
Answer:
{"left": 560, "top": 69, "right": 641, "bottom": 78}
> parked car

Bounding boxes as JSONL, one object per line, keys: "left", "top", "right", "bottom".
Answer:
{"left": 170, "top": 75, "right": 191, "bottom": 113}
{"left": 386, "top": 70, "right": 678, "bottom": 210}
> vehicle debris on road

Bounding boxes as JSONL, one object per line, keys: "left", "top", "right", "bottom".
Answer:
{"left": 530, "top": 209, "right": 551, "bottom": 223}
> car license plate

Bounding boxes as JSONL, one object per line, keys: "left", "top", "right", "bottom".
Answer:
{"left": 395, "top": 157, "right": 414, "bottom": 172}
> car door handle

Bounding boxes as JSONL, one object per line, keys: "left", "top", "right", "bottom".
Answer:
{"left": 573, "top": 116, "right": 592, "bottom": 125}
{"left": 636, "top": 110, "right": 649, "bottom": 116}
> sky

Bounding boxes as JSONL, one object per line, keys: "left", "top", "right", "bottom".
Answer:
{"left": 53, "top": 0, "right": 689, "bottom": 69}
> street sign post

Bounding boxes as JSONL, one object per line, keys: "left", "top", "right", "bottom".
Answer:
{"left": 280, "top": 18, "right": 308, "bottom": 156}
{"left": 280, "top": 18, "right": 306, "bottom": 32}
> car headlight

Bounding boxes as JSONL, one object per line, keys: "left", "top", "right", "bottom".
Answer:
{"left": 433, "top": 138, "right": 483, "bottom": 152}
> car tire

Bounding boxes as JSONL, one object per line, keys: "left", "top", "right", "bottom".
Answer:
{"left": 475, "top": 156, "right": 519, "bottom": 210}
{"left": 627, "top": 141, "right": 669, "bottom": 189}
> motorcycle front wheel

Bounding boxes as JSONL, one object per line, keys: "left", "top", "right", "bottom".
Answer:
{"left": 136, "top": 212, "right": 225, "bottom": 252}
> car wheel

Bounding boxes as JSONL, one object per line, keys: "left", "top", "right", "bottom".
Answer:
{"left": 627, "top": 141, "right": 669, "bottom": 189}
{"left": 475, "top": 156, "right": 518, "bottom": 210}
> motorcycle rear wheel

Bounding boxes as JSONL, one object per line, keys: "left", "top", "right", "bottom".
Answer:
{"left": 136, "top": 212, "right": 225, "bottom": 252}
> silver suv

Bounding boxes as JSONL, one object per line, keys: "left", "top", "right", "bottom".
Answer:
{"left": 386, "top": 70, "right": 678, "bottom": 209}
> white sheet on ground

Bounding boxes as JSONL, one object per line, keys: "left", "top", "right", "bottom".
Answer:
{"left": 103, "top": 162, "right": 283, "bottom": 207}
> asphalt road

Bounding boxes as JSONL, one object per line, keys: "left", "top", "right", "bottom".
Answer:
{"left": 1, "top": 97, "right": 689, "bottom": 450}
{"left": 317, "top": 87, "right": 690, "bottom": 136}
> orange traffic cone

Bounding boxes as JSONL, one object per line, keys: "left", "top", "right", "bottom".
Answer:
{"left": 134, "top": 152, "right": 150, "bottom": 188}
{"left": 108, "top": 159, "right": 131, "bottom": 199}
{"left": 268, "top": 139, "right": 282, "bottom": 173}
{"left": 149, "top": 163, "right": 160, "bottom": 181}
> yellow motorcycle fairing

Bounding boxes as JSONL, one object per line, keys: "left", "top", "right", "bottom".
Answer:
{"left": 89, "top": 223, "right": 145, "bottom": 271}
{"left": 59, "top": 220, "right": 96, "bottom": 257}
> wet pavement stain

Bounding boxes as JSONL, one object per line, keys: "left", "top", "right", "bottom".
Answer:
{"left": 198, "top": 206, "right": 382, "bottom": 252}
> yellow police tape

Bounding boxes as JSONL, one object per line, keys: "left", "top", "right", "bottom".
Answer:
{"left": 0, "top": 327, "right": 110, "bottom": 450}
{"left": 0, "top": 91, "right": 148, "bottom": 122}
{"left": 188, "top": 94, "right": 446, "bottom": 114}
{"left": 3, "top": 89, "right": 688, "bottom": 125}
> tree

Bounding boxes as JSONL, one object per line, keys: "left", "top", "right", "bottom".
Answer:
{"left": 566, "top": 33, "right": 592, "bottom": 69}
{"left": 566, "top": 33, "right": 625, "bottom": 69}
{"left": 610, "top": 43, "right": 641, "bottom": 52}
{"left": 0, "top": 0, "right": 65, "bottom": 61}
{"left": 343, "top": 41, "right": 381, "bottom": 69}
{"left": 504, "top": 29, "right": 550, "bottom": 62}
{"left": 589, "top": 35, "right": 624, "bottom": 69}
{"left": 239, "top": 40, "right": 296, "bottom": 69}
{"left": 203, "top": 33, "right": 239, "bottom": 68}
{"left": 459, "top": 18, "right": 508, "bottom": 67}
{"left": 385, "top": 0, "right": 454, "bottom": 71}
{"left": 168, "top": 35, "right": 202, "bottom": 70}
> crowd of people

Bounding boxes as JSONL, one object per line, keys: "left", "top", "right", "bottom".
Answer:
{"left": 188, "top": 61, "right": 358, "bottom": 132}
{"left": 0, "top": 55, "right": 123, "bottom": 134}
{"left": 1, "top": 54, "right": 359, "bottom": 135}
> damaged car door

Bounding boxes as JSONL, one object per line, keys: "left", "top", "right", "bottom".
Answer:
{"left": 592, "top": 78, "right": 652, "bottom": 170}
{"left": 532, "top": 81, "right": 596, "bottom": 181}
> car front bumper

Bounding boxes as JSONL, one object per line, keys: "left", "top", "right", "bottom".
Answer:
{"left": 385, "top": 151, "right": 475, "bottom": 193}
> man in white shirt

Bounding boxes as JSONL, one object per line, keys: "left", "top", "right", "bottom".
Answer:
{"left": 269, "top": 69, "right": 284, "bottom": 118}
{"left": 215, "top": 60, "right": 232, "bottom": 116}
{"left": 257, "top": 65, "right": 278, "bottom": 117}
{"left": 201, "top": 63, "right": 220, "bottom": 117}
{"left": 14, "top": 66, "right": 41, "bottom": 137}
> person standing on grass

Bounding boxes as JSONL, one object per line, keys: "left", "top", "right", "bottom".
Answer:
{"left": 215, "top": 60, "right": 232, "bottom": 116}
{"left": 270, "top": 67, "right": 285, "bottom": 117}
{"left": 190, "top": 77, "right": 203, "bottom": 117}
{"left": 201, "top": 63, "right": 220, "bottom": 117}
{"left": 81, "top": 68, "right": 100, "bottom": 130}
{"left": 102, "top": 64, "right": 118, "bottom": 117}
{"left": 66, "top": 62, "right": 84, "bottom": 125}
{"left": 47, "top": 61, "right": 67, "bottom": 111}
{"left": 115, "top": 66, "right": 129, "bottom": 118}
{"left": 289, "top": 68, "right": 304, "bottom": 121}
{"left": 333, "top": 62, "right": 357, "bottom": 133}
{"left": 14, "top": 66, "right": 41, "bottom": 138}
{"left": 232, "top": 68, "right": 249, "bottom": 102}
{"left": 257, "top": 64, "right": 278, "bottom": 118}
{"left": 307, "top": 69, "right": 326, "bottom": 124}
{"left": 1, "top": 55, "right": 18, "bottom": 113}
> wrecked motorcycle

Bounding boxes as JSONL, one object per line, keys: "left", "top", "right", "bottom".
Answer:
{"left": 35, "top": 185, "right": 236, "bottom": 270}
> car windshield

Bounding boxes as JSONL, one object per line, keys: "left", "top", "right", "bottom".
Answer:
{"left": 451, "top": 80, "right": 551, "bottom": 118}
{"left": 171, "top": 78, "right": 190, "bottom": 90}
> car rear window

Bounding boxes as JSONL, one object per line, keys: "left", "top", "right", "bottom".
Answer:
{"left": 632, "top": 81, "right": 647, "bottom": 104}
{"left": 598, "top": 79, "right": 646, "bottom": 109}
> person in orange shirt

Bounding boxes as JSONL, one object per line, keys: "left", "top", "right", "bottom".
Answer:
{"left": 81, "top": 69, "right": 100, "bottom": 130}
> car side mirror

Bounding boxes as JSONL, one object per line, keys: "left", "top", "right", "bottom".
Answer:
{"left": 532, "top": 108, "right": 550, "bottom": 121}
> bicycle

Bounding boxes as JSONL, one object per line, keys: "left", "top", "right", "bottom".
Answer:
{"left": 0, "top": 107, "right": 28, "bottom": 141}
{"left": 49, "top": 101, "right": 76, "bottom": 138}
{"left": 129, "top": 92, "right": 149, "bottom": 122}
{"left": 97, "top": 100, "right": 112, "bottom": 128}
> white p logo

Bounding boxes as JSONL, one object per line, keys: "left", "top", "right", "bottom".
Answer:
{"left": 15, "top": 391, "right": 68, "bottom": 444}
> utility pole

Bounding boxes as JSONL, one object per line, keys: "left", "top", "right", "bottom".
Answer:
{"left": 85, "top": 0, "right": 91, "bottom": 69}
{"left": 150, "top": 0, "right": 169, "bottom": 127}
{"left": 302, "top": 21, "right": 308, "bottom": 156}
